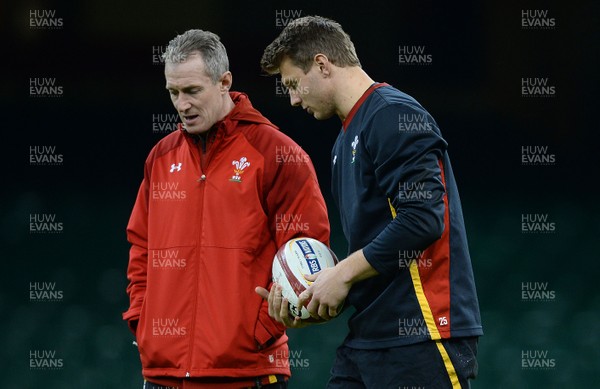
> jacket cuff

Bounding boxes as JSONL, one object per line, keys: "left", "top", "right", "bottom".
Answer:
{"left": 363, "top": 244, "right": 396, "bottom": 275}
{"left": 127, "top": 319, "right": 138, "bottom": 336}
{"left": 255, "top": 316, "right": 285, "bottom": 349}
{"left": 122, "top": 310, "right": 140, "bottom": 336}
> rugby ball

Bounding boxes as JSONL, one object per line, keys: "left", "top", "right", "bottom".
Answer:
{"left": 272, "top": 237, "right": 339, "bottom": 320}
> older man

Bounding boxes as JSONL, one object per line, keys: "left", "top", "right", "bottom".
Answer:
{"left": 123, "top": 29, "right": 330, "bottom": 389}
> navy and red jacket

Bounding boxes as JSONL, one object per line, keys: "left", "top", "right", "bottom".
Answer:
{"left": 123, "top": 92, "right": 330, "bottom": 381}
{"left": 331, "top": 83, "right": 483, "bottom": 349}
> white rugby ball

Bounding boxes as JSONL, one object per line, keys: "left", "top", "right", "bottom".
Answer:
{"left": 272, "top": 237, "right": 338, "bottom": 320}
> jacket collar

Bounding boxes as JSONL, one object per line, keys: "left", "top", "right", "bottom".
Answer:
{"left": 178, "top": 91, "right": 275, "bottom": 139}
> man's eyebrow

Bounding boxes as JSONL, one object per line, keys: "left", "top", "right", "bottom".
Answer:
{"left": 165, "top": 85, "right": 200, "bottom": 92}
{"left": 282, "top": 78, "right": 298, "bottom": 87}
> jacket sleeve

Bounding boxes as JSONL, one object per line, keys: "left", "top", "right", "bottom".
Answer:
{"left": 257, "top": 134, "right": 330, "bottom": 340}
{"left": 122, "top": 161, "right": 151, "bottom": 335}
{"left": 362, "top": 104, "right": 447, "bottom": 275}
{"left": 266, "top": 146, "right": 331, "bottom": 248}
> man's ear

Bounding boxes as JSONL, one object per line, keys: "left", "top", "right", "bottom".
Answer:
{"left": 220, "top": 71, "right": 233, "bottom": 93}
{"left": 314, "top": 54, "right": 331, "bottom": 77}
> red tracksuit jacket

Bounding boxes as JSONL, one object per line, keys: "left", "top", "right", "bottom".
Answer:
{"left": 123, "top": 92, "right": 330, "bottom": 380}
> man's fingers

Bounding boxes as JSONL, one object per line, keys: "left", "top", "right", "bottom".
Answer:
{"left": 329, "top": 305, "right": 339, "bottom": 318}
{"left": 267, "top": 284, "right": 275, "bottom": 317}
{"left": 270, "top": 284, "right": 284, "bottom": 320}
{"left": 255, "top": 286, "right": 269, "bottom": 300}
{"left": 281, "top": 298, "right": 311, "bottom": 328}
{"left": 305, "top": 297, "right": 320, "bottom": 320}
{"left": 280, "top": 297, "right": 295, "bottom": 326}
{"left": 298, "top": 289, "right": 311, "bottom": 309}
{"left": 280, "top": 296, "right": 288, "bottom": 319}
{"left": 318, "top": 303, "right": 331, "bottom": 321}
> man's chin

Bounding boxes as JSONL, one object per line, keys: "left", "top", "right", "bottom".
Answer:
{"left": 313, "top": 111, "right": 334, "bottom": 121}
{"left": 183, "top": 126, "right": 210, "bottom": 135}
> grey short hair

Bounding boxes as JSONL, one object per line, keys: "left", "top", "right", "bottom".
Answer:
{"left": 163, "top": 29, "right": 229, "bottom": 83}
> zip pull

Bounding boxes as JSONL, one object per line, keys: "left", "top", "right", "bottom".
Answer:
{"left": 197, "top": 174, "right": 206, "bottom": 182}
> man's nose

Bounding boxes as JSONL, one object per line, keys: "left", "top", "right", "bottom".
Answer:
{"left": 289, "top": 91, "right": 302, "bottom": 107}
{"left": 175, "top": 94, "right": 192, "bottom": 112}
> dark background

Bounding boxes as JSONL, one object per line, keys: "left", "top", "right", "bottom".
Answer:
{"left": 1, "top": 0, "right": 599, "bottom": 387}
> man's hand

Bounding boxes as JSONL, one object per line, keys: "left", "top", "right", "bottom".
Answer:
{"left": 255, "top": 284, "right": 312, "bottom": 328}
{"left": 298, "top": 266, "right": 350, "bottom": 321}
{"left": 298, "top": 249, "right": 378, "bottom": 321}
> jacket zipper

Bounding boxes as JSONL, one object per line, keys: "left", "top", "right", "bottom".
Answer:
{"left": 185, "top": 131, "right": 222, "bottom": 377}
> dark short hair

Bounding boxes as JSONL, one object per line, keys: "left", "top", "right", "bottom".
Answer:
{"left": 261, "top": 15, "right": 361, "bottom": 75}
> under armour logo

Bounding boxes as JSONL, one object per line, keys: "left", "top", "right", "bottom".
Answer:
{"left": 170, "top": 163, "right": 182, "bottom": 173}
